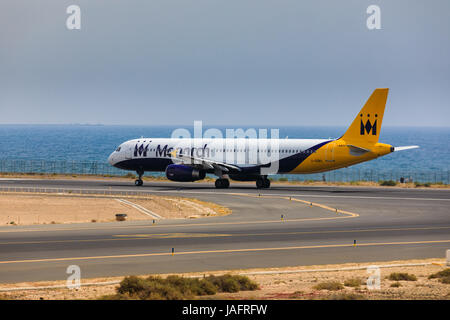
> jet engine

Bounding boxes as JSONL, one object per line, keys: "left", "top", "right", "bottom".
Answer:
{"left": 165, "top": 164, "right": 206, "bottom": 182}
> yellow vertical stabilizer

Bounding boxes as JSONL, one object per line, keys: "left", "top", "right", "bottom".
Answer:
{"left": 341, "top": 88, "right": 389, "bottom": 146}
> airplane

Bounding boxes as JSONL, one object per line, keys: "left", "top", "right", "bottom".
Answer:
{"left": 108, "top": 88, "right": 418, "bottom": 188}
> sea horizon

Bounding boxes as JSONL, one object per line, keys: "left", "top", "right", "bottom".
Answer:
{"left": 0, "top": 125, "right": 448, "bottom": 176}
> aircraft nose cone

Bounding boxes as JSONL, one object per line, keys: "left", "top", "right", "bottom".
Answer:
{"left": 108, "top": 152, "right": 115, "bottom": 166}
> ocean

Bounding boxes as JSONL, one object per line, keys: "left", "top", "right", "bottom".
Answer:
{"left": 0, "top": 125, "right": 449, "bottom": 183}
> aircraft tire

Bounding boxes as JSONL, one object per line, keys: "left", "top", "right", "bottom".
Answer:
{"left": 215, "top": 179, "right": 230, "bottom": 189}
{"left": 256, "top": 178, "right": 265, "bottom": 189}
{"left": 135, "top": 179, "right": 143, "bottom": 186}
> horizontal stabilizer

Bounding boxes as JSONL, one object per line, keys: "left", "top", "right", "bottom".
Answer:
{"left": 393, "top": 146, "right": 419, "bottom": 152}
{"left": 347, "top": 144, "right": 371, "bottom": 156}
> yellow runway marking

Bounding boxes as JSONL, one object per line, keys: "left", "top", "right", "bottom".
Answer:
{"left": 0, "top": 239, "right": 449, "bottom": 265}
{"left": 0, "top": 217, "right": 354, "bottom": 234}
{"left": 1, "top": 226, "right": 449, "bottom": 246}
{"left": 0, "top": 233, "right": 231, "bottom": 245}
{"left": 229, "top": 193, "right": 359, "bottom": 218}
{"left": 0, "top": 193, "right": 357, "bottom": 234}
{"left": 0, "top": 214, "right": 353, "bottom": 234}
{"left": 113, "top": 233, "right": 231, "bottom": 239}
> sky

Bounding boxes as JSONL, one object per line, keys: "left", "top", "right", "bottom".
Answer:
{"left": 0, "top": 0, "right": 449, "bottom": 126}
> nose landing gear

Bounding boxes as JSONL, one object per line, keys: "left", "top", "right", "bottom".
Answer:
{"left": 135, "top": 169, "right": 144, "bottom": 186}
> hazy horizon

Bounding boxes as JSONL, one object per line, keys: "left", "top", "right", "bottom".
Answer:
{"left": 1, "top": 123, "right": 449, "bottom": 129}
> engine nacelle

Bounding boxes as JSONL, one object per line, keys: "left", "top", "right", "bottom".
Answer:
{"left": 165, "top": 164, "right": 206, "bottom": 182}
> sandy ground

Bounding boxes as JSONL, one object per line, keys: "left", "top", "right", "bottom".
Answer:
{"left": 1, "top": 258, "right": 448, "bottom": 300}
{"left": 221, "top": 259, "right": 450, "bottom": 300}
{"left": 0, "top": 193, "right": 231, "bottom": 225}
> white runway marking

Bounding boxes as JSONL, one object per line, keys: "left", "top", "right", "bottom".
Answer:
{"left": 115, "top": 198, "right": 162, "bottom": 219}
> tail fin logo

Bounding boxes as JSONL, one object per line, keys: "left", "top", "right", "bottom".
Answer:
{"left": 360, "top": 118, "right": 377, "bottom": 136}
{"left": 342, "top": 89, "right": 387, "bottom": 142}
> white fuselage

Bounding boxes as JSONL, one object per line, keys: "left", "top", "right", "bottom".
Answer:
{"left": 108, "top": 138, "right": 330, "bottom": 170}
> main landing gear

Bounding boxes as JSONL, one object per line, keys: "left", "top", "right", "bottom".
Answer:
{"left": 256, "top": 177, "right": 270, "bottom": 189}
{"left": 215, "top": 178, "right": 230, "bottom": 189}
{"left": 135, "top": 169, "right": 144, "bottom": 186}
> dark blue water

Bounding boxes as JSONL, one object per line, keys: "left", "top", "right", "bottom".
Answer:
{"left": 0, "top": 125, "right": 448, "bottom": 182}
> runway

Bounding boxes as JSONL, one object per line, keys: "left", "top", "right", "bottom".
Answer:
{"left": 0, "top": 178, "right": 449, "bottom": 283}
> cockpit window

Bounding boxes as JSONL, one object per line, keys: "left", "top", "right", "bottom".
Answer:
{"left": 115, "top": 146, "right": 121, "bottom": 152}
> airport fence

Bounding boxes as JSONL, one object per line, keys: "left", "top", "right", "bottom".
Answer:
{"left": 285, "top": 169, "right": 450, "bottom": 185}
{"left": 0, "top": 186, "right": 156, "bottom": 198}
{"left": 0, "top": 159, "right": 448, "bottom": 184}
{"left": 0, "top": 159, "right": 124, "bottom": 176}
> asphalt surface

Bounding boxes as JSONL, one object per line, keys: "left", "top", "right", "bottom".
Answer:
{"left": 0, "top": 178, "right": 449, "bottom": 283}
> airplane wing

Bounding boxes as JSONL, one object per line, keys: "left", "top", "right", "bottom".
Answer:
{"left": 393, "top": 145, "right": 419, "bottom": 152}
{"left": 170, "top": 150, "right": 241, "bottom": 173}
